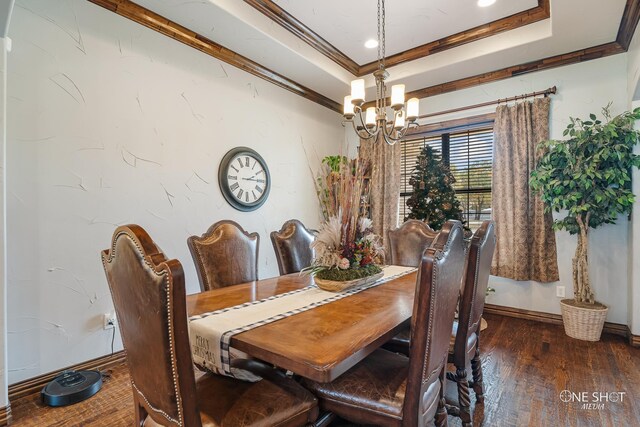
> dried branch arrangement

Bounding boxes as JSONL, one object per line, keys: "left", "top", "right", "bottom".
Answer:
{"left": 306, "top": 156, "right": 383, "bottom": 281}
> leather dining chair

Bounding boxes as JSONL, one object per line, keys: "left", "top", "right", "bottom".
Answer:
{"left": 270, "top": 219, "right": 315, "bottom": 275}
{"left": 387, "top": 219, "right": 438, "bottom": 267}
{"left": 102, "top": 225, "right": 318, "bottom": 427}
{"left": 303, "top": 221, "right": 467, "bottom": 427}
{"left": 383, "top": 220, "right": 438, "bottom": 354}
{"left": 188, "top": 220, "right": 259, "bottom": 291}
{"left": 446, "top": 220, "right": 496, "bottom": 427}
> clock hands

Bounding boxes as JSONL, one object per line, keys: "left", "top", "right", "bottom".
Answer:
{"left": 242, "top": 175, "right": 265, "bottom": 183}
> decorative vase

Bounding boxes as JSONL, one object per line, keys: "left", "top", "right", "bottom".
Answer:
{"left": 314, "top": 271, "right": 384, "bottom": 292}
{"left": 560, "top": 299, "right": 608, "bottom": 341}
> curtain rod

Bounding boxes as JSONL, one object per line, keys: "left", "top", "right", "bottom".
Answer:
{"left": 417, "top": 86, "right": 557, "bottom": 120}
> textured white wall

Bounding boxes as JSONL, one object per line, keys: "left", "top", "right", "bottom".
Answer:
{"left": 400, "top": 55, "right": 630, "bottom": 324}
{"left": 627, "top": 25, "right": 640, "bottom": 335}
{"left": 628, "top": 24, "right": 640, "bottom": 103}
{"left": 629, "top": 98, "right": 640, "bottom": 335}
{"left": 6, "top": 0, "right": 345, "bottom": 383}
{"left": 0, "top": 37, "right": 8, "bottom": 408}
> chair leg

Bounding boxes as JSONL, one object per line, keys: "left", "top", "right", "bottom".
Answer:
{"left": 471, "top": 345, "right": 484, "bottom": 403}
{"left": 455, "top": 367, "right": 472, "bottom": 427}
{"left": 436, "top": 397, "right": 449, "bottom": 427}
{"left": 133, "top": 394, "right": 147, "bottom": 427}
{"left": 435, "top": 366, "right": 448, "bottom": 427}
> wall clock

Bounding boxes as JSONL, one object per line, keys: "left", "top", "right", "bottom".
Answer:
{"left": 218, "top": 147, "right": 271, "bottom": 211}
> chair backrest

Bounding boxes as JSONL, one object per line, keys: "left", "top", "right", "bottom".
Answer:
{"left": 270, "top": 219, "right": 315, "bottom": 275}
{"left": 188, "top": 220, "right": 259, "bottom": 291}
{"left": 403, "top": 221, "right": 466, "bottom": 426}
{"left": 454, "top": 220, "right": 496, "bottom": 366}
{"left": 101, "top": 225, "right": 201, "bottom": 427}
{"left": 387, "top": 220, "right": 438, "bottom": 267}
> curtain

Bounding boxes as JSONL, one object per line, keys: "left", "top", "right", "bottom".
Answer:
{"left": 491, "top": 97, "right": 559, "bottom": 282}
{"left": 359, "top": 135, "right": 400, "bottom": 248}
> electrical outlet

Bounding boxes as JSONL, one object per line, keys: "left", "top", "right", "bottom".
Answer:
{"left": 556, "top": 286, "right": 565, "bottom": 298}
{"left": 103, "top": 312, "right": 117, "bottom": 330}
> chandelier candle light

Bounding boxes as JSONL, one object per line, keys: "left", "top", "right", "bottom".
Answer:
{"left": 343, "top": 0, "right": 420, "bottom": 145}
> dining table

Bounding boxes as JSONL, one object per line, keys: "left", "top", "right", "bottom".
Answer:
{"left": 186, "top": 268, "right": 419, "bottom": 383}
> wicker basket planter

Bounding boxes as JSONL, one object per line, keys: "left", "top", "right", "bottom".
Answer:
{"left": 314, "top": 271, "right": 384, "bottom": 292}
{"left": 560, "top": 299, "right": 608, "bottom": 341}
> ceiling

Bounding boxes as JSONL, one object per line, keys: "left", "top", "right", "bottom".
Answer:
{"left": 132, "top": 0, "right": 628, "bottom": 105}
{"left": 272, "top": 0, "right": 539, "bottom": 64}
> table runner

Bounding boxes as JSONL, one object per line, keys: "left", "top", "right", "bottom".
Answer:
{"left": 188, "top": 265, "right": 416, "bottom": 381}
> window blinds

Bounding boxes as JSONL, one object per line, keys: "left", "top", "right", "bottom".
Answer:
{"left": 399, "top": 127, "right": 494, "bottom": 229}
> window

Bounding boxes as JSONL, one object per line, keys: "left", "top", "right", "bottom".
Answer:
{"left": 399, "top": 135, "right": 442, "bottom": 221}
{"left": 399, "top": 126, "right": 494, "bottom": 230}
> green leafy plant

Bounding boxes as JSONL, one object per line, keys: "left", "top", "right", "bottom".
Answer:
{"left": 315, "top": 155, "right": 352, "bottom": 221}
{"left": 322, "top": 155, "right": 349, "bottom": 173}
{"left": 315, "top": 264, "right": 382, "bottom": 281}
{"left": 530, "top": 105, "right": 640, "bottom": 305}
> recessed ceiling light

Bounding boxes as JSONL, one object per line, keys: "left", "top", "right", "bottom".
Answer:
{"left": 364, "top": 39, "right": 379, "bottom": 49}
{"left": 477, "top": 0, "right": 496, "bottom": 7}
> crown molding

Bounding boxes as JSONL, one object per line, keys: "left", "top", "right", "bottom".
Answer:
{"left": 358, "top": 0, "right": 550, "bottom": 76}
{"left": 362, "top": 41, "right": 625, "bottom": 110}
{"left": 376, "top": 42, "right": 624, "bottom": 109}
{"left": 617, "top": 0, "right": 640, "bottom": 49}
{"left": 88, "top": 0, "right": 342, "bottom": 113}
{"left": 361, "top": 0, "right": 639, "bottom": 109}
{"left": 244, "top": 0, "right": 359, "bottom": 75}
{"left": 245, "top": 0, "right": 550, "bottom": 77}
{"left": 87, "top": 0, "right": 638, "bottom": 113}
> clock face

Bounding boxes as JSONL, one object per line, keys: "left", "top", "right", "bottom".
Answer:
{"left": 219, "top": 147, "right": 271, "bottom": 211}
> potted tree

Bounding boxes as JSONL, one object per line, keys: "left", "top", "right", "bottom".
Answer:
{"left": 530, "top": 105, "right": 640, "bottom": 341}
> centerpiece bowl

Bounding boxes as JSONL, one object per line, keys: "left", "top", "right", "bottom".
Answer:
{"left": 314, "top": 267, "right": 384, "bottom": 292}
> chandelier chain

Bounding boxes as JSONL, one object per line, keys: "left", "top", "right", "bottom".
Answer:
{"left": 344, "top": 0, "right": 417, "bottom": 145}
{"left": 376, "top": 0, "right": 386, "bottom": 70}
{"left": 381, "top": 0, "right": 386, "bottom": 69}
{"left": 377, "top": 0, "right": 381, "bottom": 70}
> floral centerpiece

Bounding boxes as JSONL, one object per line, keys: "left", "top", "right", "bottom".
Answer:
{"left": 305, "top": 156, "right": 384, "bottom": 291}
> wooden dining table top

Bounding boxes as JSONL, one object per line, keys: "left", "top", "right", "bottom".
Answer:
{"left": 186, "top": 270, "right": 418, "bottom": 383}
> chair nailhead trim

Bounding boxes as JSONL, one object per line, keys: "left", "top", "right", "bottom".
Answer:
{"left": 102, "top": 229, "right": 185, "bottom": 426}
{"left": 132, "top": 382, "right": 180, "bottom": 425}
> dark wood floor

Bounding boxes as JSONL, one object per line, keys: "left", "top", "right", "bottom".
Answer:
{"left": 8, "top": 314, "right": 640, "bottom": 426}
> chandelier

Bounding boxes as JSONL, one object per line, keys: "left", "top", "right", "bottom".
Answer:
{"left": 343, "top": 0, "right": 419, "bottom": 145}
